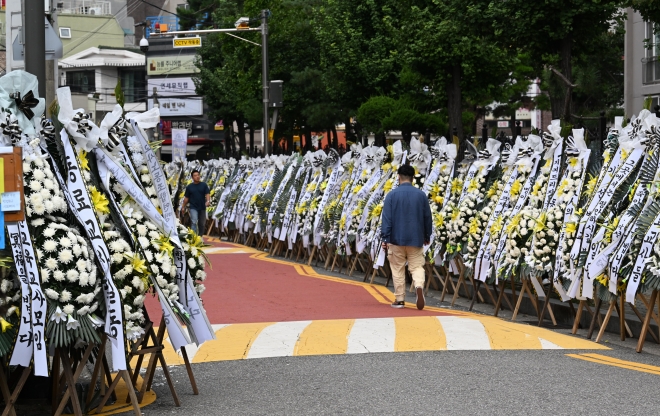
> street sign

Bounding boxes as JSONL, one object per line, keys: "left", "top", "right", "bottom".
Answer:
{"left": 173, "top": 37, "right": 202, "bottom": 48}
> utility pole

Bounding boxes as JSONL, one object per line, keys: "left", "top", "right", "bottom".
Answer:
{"left": 261, "top": 10, "right": 270, "bottom": 155}
{"left": 24, "top": 0, "right": 46, "bottom": 98}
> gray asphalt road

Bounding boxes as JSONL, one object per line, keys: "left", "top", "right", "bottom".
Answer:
{"left": 137, "top": 343, "right": 660, "bottom": 416}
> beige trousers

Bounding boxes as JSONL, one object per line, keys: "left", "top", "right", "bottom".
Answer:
{"left": 388, "top": 245, "right": 426, "bottom": 302}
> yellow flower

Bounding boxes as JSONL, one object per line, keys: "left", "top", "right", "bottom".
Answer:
{"left": 506, "top": 213, "right": 522, "bottom": 235}
{"left": 434, "top": 195, "right": 444, "bottom": 204}
{"left": 383, "top": 179, "right": 393, "bottom": 193}
{"left": 382, "top": 163, "right": 392, "bottom": 172}
{"left": 568, "top": 157, "right": 579, "bottom": 168}
{"left": 509, "top": 179, "right": 522, "bottom": 198}
{"left": 78, "top": 149, "right": 90, "bottom": 171}
{"left": 565, "top": 222, "right": 577, "bottom": 235}
{"left": 487, "top": 180, "right": 500, "bottom": 199}
{"left": 468, "top": 217, "right": 480, "bottom": 235}
{"left": 369, "top": 203, "right": 383, "bottom": 221}
{"left": 361, "top": 170, "right": 368, "bottom": 178}
{"left": 467, "top": 178, "right": 479, "bottom": 193}
{"left": 90, "top": 186, "right": 110, "bottom": 214}
{"left": 434, "top": 212, "right": 445, "bottom": 228}
{"left": 0, "top": 317, "right": 12, "bottom": 333}
{"left": 353, "top": 185, "right": 363, "bottom": 194}
{"left": 306, "top": 182, "right": 317, "bottom": 192}
{"left": 583, "top": 174, "right": 597, "bottom": 197}
{"left": 261, "top": 181, "right": 269, "bottom": 188}
{"left": 532, "top": 212, "right": 547, "bottom": 233}
{"left": 152, "top": 235, "right": 175, "bottom": 258}
{"left": 490, "top": 216, "right": 504, "bottom": 235}
{"left": 320, "top": 180, "right": 328, "bottom": 191}
{"left": 339, "top": 215, "right": 346, "bottom": 230}
{"left": 543, "top": 158, "right": 552, "bottom": 169}
{"left": 603, "top": 150, "right": 611, "bottom": 165}
{"left": 250, "top": 195, "right": 258, "bottom": 204}
{"left": 450, "top": 207, "right": 461, "bottom": 222}
{"left": 595, "top": 274, "right": 608, "bottom": 288}
{"left": 451, "top": 178, "right": 463, "bottom": 195}
{"left": 340, "top": 180, "right": 350, "bottom": 192}
{"left": 125, "top": 252, "right": 148, "bottom": 276}
{"left": 629, "top": 180, "right": 639, "bottom": 202}
{"left": 621, "top": 148, "right": 629, "bottom": 160}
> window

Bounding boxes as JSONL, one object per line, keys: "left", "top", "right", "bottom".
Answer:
{"left": 119, "top": 68, "right": 147, "bottom": 103}
{"left": 66, "top": 71, "right": 95, "bottom": 93}
{"left": 644, "top": 22, "right": 660, "bottom": 84}
{"left": 59, "top": 27, "right": 71, "bottom": 38}
{"left": 177, "top": 3, "right": 189, "bottom": 9}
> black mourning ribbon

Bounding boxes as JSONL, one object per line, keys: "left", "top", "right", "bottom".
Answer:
{"left": 430, "top": 147, "right": 441, "bottom": 159}
{"left": 542, "top": 132, "right": 555, "bottom": 150}
{"left": 1, "top": 114, "right": 22, "bottom": 144}
{"left": 10, "top": 91, "right": 39, "bottom": 120}
{"left": 477, "top": 149, "right": 492, "bottom": 160}
{"left": 40, "top": 118, "right": 55, "bottom": 140}
{"left": 73, "top": 111, "right": 94, "bottom": 137}
{"left": 107, "top": 117, "right": 128, "bottom": 151}
{"left": 501, "top": 143, "right": 512, "bottom": 161}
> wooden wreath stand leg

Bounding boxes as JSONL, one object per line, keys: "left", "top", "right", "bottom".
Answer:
{"left": 629, "top": 294, "right": 660, "bottom": 343}
{"left": 593, "top": 297, "right": 634, "bottom": 343}
{"left": 450, "top": 259, "right": 472, "bottom": 306}
{"left": 637, "top": 290, "right": 660, "bottom": 353}
{"left": 52, "top": 343, "right": 99, "bottom": 416}
{"left": 571, "top": 300, "right": 595, "bottom": 335}
{"left": 468, "top": 275, "right": 496, "bottom": 312}
{"left": 423, "top": 262, "right": 440, "bottom": 295}
{"left": 439, "top": 265, "right": 457, "bottom": 303}
{"left": 493, "top": 280, "right": 515, "bottom": 317}
{"left": 0, "top": 364, "right": 29, "bottom": 416}
{"left": 536, "top": 278, "right": 557, "bottom": 327}
{"left": 511, "top": 278, "right": 540, "bottom": 322}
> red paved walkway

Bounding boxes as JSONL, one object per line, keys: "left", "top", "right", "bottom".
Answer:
{"left": 146, "top": 241, "right": 453, "bottom": 324}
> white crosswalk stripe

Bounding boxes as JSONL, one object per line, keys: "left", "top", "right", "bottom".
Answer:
{"left": 437, "top": 316, "right": 491, "bottom": 350}
{"left": 247, "top": 321, "right": 312, "bottom": 359}
{"left": 346, "top": 318, "right": 396, "bottom": 354}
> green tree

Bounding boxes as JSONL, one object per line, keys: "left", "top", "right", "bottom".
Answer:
{"left": 494, "top": 0, "right": 623, "bottom": 120}
{"left": 403, "top": 0, "right": 511, "bottom": 141}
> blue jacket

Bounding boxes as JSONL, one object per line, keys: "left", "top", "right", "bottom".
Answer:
{"left": 381, "top": 182, "right": 432, "bottom": 247}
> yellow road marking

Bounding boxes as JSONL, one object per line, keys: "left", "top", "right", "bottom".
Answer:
{"left": 476, "top": 316, "right": 609, "bottom": 350}
{"left": 567, "top": 353, "right": 660, "bottom": 376}
{"left": 473, "top": 318, "right": 542, "bottom": 350}
{"left": 192, "top": 322, "right": 273, "bottom": 362}
{"left": 394, "top": 316, "right": 447, "bottom": 352}
{"left": 294, "top": 319, "right": 355, "bottom": 356}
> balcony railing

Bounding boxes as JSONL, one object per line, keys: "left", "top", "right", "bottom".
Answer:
{"left": 643, "top": 56, "right": 660, "bottom": 85}
{"left": 56, "top": 1, "right": 112, "bottom": 16}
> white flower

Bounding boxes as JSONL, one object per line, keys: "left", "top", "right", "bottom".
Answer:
{"left": 49, "top": 307, "right": 65, "bottom": 324}
{"left": 138, "top": 237, "right": 149, "bottom": 248}
{"left": 112, "top": 253, "right": 124, "bottom": 264}
{"left": 66, "top": 269, "right": 79, "bottom": 282}
{"left": 188, "top": 258, "right": 196, "bottom": 268}
{"left": 31, "top": 218, "right": 45, "bottom": 227}
{"left": 79, "top": 272, "right": 89, "bottom": 286}
{"left": 196, "top": 270, "right": 206, "bottom": 280}
{"left": 60, "top": 290, "right": 72, "bottom": 302}
{"left": 39, "top": 188, "right": 51, "bottom": 199}
{"left": 44, "top": 288, "right": 59, "bottom": 300}
{"left": 520, "top": 228, "right": 528, "bottom": 236}
{"left": 45, "top": 257, "right": 58, "bottom": 270}
{"left": 43, "top": 239, "right": 57, "bottom": 252}
{"left": 136, "top": 224, "right": 148, "bottom": 236}
{"left": 29, "top": 180, "right": 42, "bottom": 191}
{"left": 43, "top": 178, "right": 55, "bottom": 190}
{"left": 33, "top": 203, "right": 46, "bottom": 215}
{"left": 66, "top": 315, "right": 80, "bottom": 330}
{"left": 58, "top": 249, "right": 73, "bottom": 264}
{"left": 59, "top": 237, "right": 72, "bottom": 248}
{"left": 78, "top": 306, "right": 90, "bottom": 316}
{"left": 44, "top": 227, "right": 56, "bottom": 238}
{"left": 40, "top": 269, "right": 50, "bottom": 283}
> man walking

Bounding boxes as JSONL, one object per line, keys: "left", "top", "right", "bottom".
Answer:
{"left": 181, "top": 169, "right": 210, "bottom": 236}
{"left": 381, "top": 164, "right": 432, "bottom": 310}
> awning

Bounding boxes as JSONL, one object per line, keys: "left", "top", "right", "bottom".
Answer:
{"left": 160, "top": 145, "right": 204, "bottom": 155}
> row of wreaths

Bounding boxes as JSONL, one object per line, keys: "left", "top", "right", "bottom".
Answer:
{"left": 169, "top": 110, "right": 660, "bottom": 310}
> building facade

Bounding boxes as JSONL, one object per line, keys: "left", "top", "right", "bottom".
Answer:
{"left": 624, "top": 8, "right": 660, "bottom": 117}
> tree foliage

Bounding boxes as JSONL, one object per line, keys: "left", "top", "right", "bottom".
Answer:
{"left": 192, "top": 0, "right": 627, "bottom": 154}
